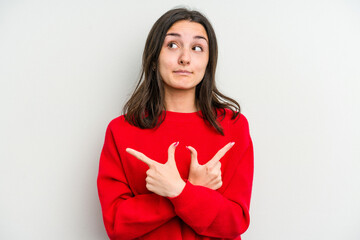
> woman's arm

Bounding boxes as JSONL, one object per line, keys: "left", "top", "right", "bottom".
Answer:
{"left": 97, "top": 125, "right": 176, "bottom": 240}
{"left": 169, "top": 139, "right": 253, "bottom": 238}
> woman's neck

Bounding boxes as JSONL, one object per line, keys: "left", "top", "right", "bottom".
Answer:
{"left": 164, "top": 88, "right": 197, "bottom": 113}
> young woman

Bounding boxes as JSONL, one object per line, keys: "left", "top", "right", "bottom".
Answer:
{"left": 97, "top": 8, "right": 254, "bottom": 240}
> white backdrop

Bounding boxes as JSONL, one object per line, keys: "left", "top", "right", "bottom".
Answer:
{"left": 0, "top": 0, "right": 359, "bottom": 239}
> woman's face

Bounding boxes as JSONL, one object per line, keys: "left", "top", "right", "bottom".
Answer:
{"left": 158, "top": 20, "right": 209, "bottom": 94}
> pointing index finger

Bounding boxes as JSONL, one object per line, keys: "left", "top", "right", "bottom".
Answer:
{"left": 126, "top": 148, "right": 156, "bottom": 167}
{"left": 207, "top": 142, "right": 235, "bottom": 166}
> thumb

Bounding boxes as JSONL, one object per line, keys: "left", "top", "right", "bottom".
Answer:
{"left": 167, "top": 141, "right": 179, "bottom": 165}
{"left": 186, "top": 146, "right": 199, "bottom": 166}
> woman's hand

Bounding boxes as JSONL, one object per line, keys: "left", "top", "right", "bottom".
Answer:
{"left": 126, "top": 142, "right": 185, "bottom": 198}
{"left": 187, "top": 142, "right": 235, "bottom": 190}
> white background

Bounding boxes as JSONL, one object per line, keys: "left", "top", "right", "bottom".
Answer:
{"left": 0, "top": 0, "right": 359, "bottom": 239}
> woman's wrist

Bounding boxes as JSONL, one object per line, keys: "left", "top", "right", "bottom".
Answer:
{"left": 169, "top": 180, "right": 186, "bottom": 198}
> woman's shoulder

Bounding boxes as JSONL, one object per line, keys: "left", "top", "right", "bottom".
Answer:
{"left": 221, "top": 108, "right": 249, "bottom": 125}
{"left": 106, "top": 114, "right": 132, "bottom": 132}
{"left": 221, "top": 108, "right": 251, "bottom": 138}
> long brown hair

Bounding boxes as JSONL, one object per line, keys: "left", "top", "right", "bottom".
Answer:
{"left": 123, "top": 7, "right": 240, "bottom": 135}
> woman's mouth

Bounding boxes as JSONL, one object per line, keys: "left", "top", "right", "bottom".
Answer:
{"left": 173, "top": 70, "right": 192, "bottom": 75}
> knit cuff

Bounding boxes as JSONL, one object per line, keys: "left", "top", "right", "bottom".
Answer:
{"left": 167, "top": 181, "right": 196, "bottom": 209}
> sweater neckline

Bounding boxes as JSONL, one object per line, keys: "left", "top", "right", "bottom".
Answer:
{"left": 162, "top": 110, "right": 204, "bottom": 122}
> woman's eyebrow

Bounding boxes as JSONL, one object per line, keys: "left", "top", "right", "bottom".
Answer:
{"left": 166, "top": 33, "right": 181, "bottom": 37}
{"left": 165, "top": 33, "right": 208, "bottom": 42}
{"left": 194, "top": 35, "right": 208, "bottom": 42}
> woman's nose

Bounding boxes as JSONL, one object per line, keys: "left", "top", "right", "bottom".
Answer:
{"left": 178, "top": 49, "right": 190, "bottom": 65}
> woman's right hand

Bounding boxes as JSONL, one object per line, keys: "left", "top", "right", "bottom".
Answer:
{"left": 126, "top": 142, "right": 185, "bottom": 198}
{"left": 187, "top": 142, "right": 235, "bottom": 190}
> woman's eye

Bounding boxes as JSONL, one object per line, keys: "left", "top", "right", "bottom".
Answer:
{"left": 193, "top": 46, "right": 203, "bottom": 52}
{"left": 168, "top": 42, "right": 178, "bottom": 49}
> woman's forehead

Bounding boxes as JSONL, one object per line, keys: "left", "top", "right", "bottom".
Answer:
{"left": 166, "top": 20, "right": 208, "bottom": 41}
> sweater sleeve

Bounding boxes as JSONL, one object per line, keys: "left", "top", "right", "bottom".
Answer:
{"left": 168, "top": 118, "right": 254, "bottom": 239}
{"left": 97, "top": 123, "right": 176, "bottom": 240}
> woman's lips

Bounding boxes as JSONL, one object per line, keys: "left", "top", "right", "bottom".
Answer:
{"left": 173, "top": 70, "right": 192, "bottom": 75}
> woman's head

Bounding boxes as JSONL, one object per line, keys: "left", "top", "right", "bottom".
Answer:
{"left": 143, "top": 8, "right": 218, "bottom": 100}
{"left": 124, "top": 8, "right": 240, "bottom": 135}
{"left": 158, "top": 20, "right": 209, "bottom": 94}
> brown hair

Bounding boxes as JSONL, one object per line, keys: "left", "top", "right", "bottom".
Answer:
{"left": 123, "top": 7, "right": 240, "bottom": 135}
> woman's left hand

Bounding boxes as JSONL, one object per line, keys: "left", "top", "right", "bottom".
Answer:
{"left": 187, "top": 142, "right": 235, "bottom": 190}
{"left": 126, "top": 142, "right": 185, "bottom": 198}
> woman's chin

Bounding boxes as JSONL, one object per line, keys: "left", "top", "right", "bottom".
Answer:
{"left": 167, "top": 85, "right": 196, "bottom": 92}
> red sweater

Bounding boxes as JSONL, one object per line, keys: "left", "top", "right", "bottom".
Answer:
{"left": 97, "top": 109, "right": 254, "bottom": 240}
